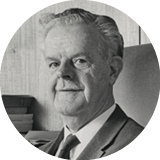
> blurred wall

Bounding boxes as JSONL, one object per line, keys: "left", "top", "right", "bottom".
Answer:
{"left": 1, "top": 0, "right": 158, "bottom": 131}
{"left": 114, "top": 44, "right": 160, "bottom": 126}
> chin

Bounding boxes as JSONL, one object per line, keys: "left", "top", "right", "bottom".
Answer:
{"left": 54, "top": 101, "right": 85, "bottom": 116}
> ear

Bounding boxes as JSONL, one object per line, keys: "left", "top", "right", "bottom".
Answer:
{"left": 109, "top": 56, "right": 123, "bottom": 85}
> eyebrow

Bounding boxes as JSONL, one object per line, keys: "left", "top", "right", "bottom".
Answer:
{"left": 45, "top": 56, "right": 59, "bottom": 62}
{"left": 71, "top": 52, "right": 90, "bottom": 59}
{"left": 44, "top": 52, "right": 91, "bottom": 62}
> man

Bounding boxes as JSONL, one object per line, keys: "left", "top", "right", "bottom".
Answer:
{"left": 38, "top": 8, "right": 143, "bottom": 159}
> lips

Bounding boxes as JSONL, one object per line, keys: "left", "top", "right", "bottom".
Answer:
{"left": 57, "top": 89, "right": 83, "bottom": 92}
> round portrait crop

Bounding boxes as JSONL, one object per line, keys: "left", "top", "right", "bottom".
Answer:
{"left": 0, "top": 1, "right": 159, "bottom": 160}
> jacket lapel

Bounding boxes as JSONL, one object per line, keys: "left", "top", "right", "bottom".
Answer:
{"left": 76, "top": 105, "right": 128, "bottom": 160}
{"left": 39, "top": 105, "right": 128, "bottom": 159}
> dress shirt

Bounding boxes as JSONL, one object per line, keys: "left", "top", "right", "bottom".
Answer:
{"left": 56, "top": 104, "right": 116, "bottom": 160}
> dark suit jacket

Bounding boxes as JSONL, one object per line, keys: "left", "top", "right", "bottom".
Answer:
{"left": 39, "top": 105, "right": 143, "bottom": 159}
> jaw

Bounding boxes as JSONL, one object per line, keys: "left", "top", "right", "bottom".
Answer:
{"left": 53, "top": 90, "right": 86, "bottom": 116}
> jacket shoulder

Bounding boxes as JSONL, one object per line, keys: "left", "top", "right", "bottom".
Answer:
{"left": 123, "top": 118, "right": 144, "bottom": 135}
{"left": 103, "top": 117, "right": 144, "bottom": 156}
{"left": 115, "top": 117, "right": 144, "bottom": 147}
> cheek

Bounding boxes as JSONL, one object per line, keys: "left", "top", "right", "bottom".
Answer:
{"left": 48, "top": 75, "right": 57, "bottom": 96}
{"left": 78, "top": 70, "right": 97, "bottom": 102}
{"left": 83, "top": 67, "right": 104, "bottom": 85}
{"left": 80, "top": 67, "right": 110, "bottom": 100}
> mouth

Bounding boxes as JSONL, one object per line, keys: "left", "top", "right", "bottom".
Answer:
{"left": 57, "top": 89, "right": 83, "bottom": 92}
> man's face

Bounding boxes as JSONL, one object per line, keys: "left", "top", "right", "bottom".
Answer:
{"left": 44, "top": 24, "right": 112, "bottom": 117}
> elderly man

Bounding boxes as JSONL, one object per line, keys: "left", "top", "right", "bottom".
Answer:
{"left": 39, "top": 8, "right": 143, "bottom": 159}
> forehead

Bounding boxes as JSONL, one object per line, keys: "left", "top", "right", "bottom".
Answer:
{"left": 44, "top": 24, "right": 101, "bottom": 58}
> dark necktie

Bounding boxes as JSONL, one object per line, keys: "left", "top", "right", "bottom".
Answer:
{"left": 58, "top": 134, "right": 80, "bottom": 159}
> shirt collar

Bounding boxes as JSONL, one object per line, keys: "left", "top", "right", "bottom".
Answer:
{"left": 64, "top": 104, "right": 116, "bottom": 144}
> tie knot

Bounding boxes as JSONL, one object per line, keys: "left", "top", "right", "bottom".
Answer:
{"left": 58, "top": 134, "right": 80, "bottom": 159}
{"left": 62, "top": 134, "right": 80, "bottom": 151}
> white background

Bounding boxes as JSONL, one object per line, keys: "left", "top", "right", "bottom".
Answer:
{"left": 0, "top": 0, "right": 159, "bottom": 160}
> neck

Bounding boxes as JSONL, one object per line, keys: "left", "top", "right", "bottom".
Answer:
{"left": 61, "top": 95, "right": 115, "bottom": 132}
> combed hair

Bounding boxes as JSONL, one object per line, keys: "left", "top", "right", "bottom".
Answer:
{"left": 39, "top": 8, "right": 124, "bottom": 58}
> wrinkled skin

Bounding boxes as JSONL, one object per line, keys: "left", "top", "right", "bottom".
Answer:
{"left": 44, "top": 24, "right": 123, "bottom": 131}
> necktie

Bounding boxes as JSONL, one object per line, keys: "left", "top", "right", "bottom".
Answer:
{"left": 58, "top": 134, "right": 80, "bottom": 159}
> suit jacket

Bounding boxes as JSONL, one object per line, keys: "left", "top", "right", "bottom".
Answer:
{"left": 39, "top": 105, "right": 144, "bottom": 159}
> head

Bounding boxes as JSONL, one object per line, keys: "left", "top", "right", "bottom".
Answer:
{"left": 39, "top": 8, "right": 124, "bottom": 118}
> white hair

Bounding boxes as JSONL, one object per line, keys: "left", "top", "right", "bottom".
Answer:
{"left": 39, "top": 8, "right": 124, "bottom": 58}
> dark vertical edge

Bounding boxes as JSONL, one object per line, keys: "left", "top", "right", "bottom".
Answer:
{"left": 139, "top": 26, "right": 141, "bottom": 45}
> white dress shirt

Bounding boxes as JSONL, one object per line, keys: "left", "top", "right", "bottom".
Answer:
{"left": 56, "top": 104, "right": 116, "bottom": 160}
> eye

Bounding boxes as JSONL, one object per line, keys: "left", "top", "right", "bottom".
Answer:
{"left": 76, "top": 59, "right": 87, "bottom": 64}
{"left": 49, "top": 62, "right": 60, "bottom": 69}
{"left": 74, "top": 59, "right": 89, "bottom": 69}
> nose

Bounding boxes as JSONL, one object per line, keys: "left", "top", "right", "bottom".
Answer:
{"left": 56, "top": 60, "right": 74, "bottom": 79}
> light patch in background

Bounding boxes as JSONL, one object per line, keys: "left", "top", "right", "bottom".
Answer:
{"left": 0, "top": 0, "right": 159, "bottom": 160}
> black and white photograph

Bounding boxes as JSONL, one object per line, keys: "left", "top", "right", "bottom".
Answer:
{"left": 0, "top": 0, "right": 160, "bottom": 160}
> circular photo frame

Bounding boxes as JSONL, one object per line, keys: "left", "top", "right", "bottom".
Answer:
{"left": 0, "top": 0, "right": 160, "bottom": 160}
